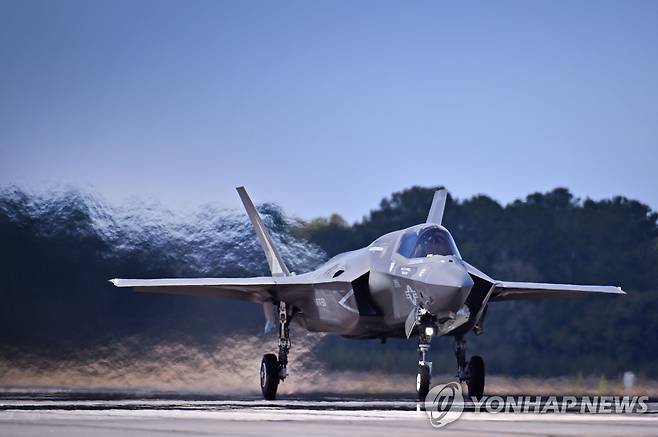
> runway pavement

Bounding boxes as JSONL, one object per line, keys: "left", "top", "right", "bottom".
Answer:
{"left": 1, "top": 392, "right": 657, "bottom": 437}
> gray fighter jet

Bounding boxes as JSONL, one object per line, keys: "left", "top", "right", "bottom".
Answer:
{"left": 111, "top": 187, "right": 625, "bottom": 400}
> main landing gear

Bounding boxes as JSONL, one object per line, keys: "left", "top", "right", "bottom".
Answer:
{"left": 260, "top": 302, "right": 291, "bottom": 400}
{"left": 454, "top": 336, "right": 485, "bottom": 400}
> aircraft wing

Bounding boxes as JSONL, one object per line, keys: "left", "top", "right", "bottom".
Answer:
{"left": 463, "top": 262, "right": 625, "bottom": 301}
{"left": 110, "top": 275, "right": 315, "bottom": 306}
{"left": 110, "top": 277, "right": 276, "bottom": 303}
{"left": 489, "top": 281, "right": 625, "bottom": 301}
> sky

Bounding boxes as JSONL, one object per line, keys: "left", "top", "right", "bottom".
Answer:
{"left": 1, "top": 0, "right": 657, "bottom": 223}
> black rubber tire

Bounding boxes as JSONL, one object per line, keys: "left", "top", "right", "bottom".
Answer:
{"left": 467, "top": 355, "right": 485, "bottom": 400}
{"left": 260, "top": 353, "right": 279, "bottom": 400}
{"left": 416, "top": 364, "right": 431, "bottom": 401}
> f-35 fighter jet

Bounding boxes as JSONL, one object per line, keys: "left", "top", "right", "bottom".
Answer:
{"left": 111, "top": 187, "right": 625, "bottom": 400}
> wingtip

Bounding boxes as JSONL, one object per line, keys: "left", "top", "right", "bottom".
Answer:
{"left": 108, "top": 278, "right": 119, "bottom": 286}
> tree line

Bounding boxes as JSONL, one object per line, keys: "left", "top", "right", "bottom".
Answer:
{"left": 1, "top": 186, "right": 656, "bottom": 378}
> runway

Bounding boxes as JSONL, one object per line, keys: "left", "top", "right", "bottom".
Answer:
{"left": 1, "top": 393, "right": 657, "bottom": 437}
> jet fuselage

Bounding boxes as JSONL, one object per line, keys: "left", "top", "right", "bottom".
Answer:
{"left": 291, "top": 224, "right": 474, "bottom": 338}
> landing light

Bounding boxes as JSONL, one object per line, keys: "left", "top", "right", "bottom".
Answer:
{"left": 424, "top": 326, "right": 435, "bottom": 336}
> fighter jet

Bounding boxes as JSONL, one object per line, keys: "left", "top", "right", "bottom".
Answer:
{"left": 111, "top": 187, "right": 625, "bottom": 400}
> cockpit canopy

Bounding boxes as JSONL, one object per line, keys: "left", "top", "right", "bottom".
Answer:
{"left": 397, "top": 225, "right": 461, "bottom": 259}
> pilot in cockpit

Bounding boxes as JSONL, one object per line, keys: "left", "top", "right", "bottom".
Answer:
{"left": 414, "top": 230, "right": 445, "bottom": 257}
{"left": 398, "top": 226, "right": 461, "bottom": 259}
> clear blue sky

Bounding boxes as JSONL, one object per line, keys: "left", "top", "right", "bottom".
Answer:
{"left": 1, "top": 0, "right": 657, "bottom": 222}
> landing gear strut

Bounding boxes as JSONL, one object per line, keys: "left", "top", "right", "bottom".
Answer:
{"left": 260, "top": 302, "right": 291, "bottom": 400}
{"left": 454, "top": 336, "right": 485, "bottom": 400}
{"left": 416, "top": 323, "right": 435, "bottom": 401}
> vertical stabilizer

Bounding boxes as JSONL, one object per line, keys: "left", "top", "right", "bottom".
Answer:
{"left": 426, "top": 187, "right": 448, "bottom": 225}
{"left": 236, "top": 187, "right": 291, "bottom": 277}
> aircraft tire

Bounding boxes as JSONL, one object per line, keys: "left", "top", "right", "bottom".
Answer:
{"left": 260, "top": 353, "right": 279, "bottom": 400}
{"left": 416, "top": 364, "right": 431, "bottom": 401}
{"left": 467, "top": 355, "right": 485, "bottom": 400}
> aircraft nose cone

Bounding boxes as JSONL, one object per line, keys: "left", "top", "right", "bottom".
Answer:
{"left": 421, "top": 261, "right": 473, "bottom": 313}
{"left": 423, "top": 260, "right": 471, "bottom": 287}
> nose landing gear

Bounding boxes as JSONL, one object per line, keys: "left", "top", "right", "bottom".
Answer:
{"left": 416, "top": 324, "right": 436, "bottom": 401}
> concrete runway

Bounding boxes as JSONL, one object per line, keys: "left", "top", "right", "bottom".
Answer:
{"left": 1, "top": 394, "right": 657, "bottom": 437}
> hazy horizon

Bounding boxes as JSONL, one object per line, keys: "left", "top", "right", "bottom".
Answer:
{"left": 1, "top": 182, "right": 654, "bottom": 225}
